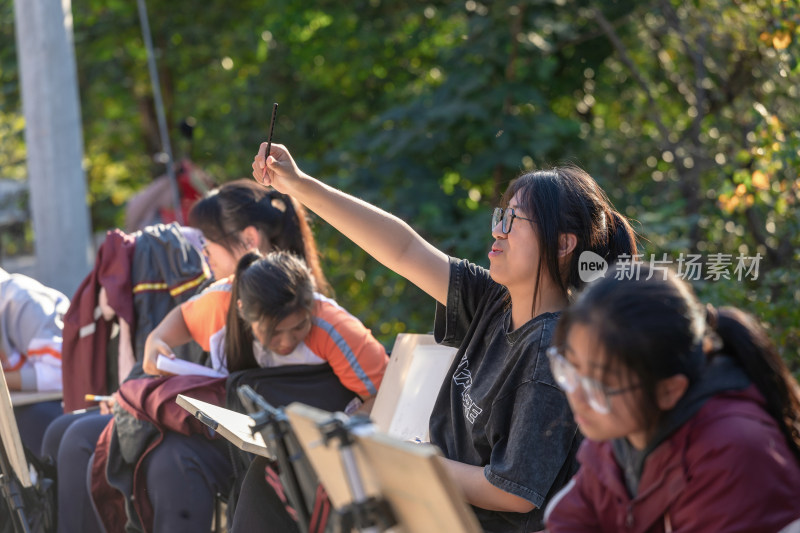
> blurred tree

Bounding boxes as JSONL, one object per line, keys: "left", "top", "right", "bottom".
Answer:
{"left": 1, "top": 0, "right": 796, "bottom": 361}
{"left": 576, "top": 0, "right": 800, "bottom": 365}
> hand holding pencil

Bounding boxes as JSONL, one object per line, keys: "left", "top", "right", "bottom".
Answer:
{"left": 86, "top": 393, "right": 117, "bottom": 414}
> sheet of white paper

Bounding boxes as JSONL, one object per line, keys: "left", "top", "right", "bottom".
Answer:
{"left": 156, "top": 354, "right": 225, "bottom": 378}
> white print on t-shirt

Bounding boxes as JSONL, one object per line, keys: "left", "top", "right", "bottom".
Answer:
{"left": 453, "top": 354, "right": 483, "bottom": 423}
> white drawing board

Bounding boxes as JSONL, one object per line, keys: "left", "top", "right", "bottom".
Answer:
{"left": 369, "top": 334, "right": 457, "bottom": 442}
{"left": 176, "top": 394, "right": 272, "bottom": 458}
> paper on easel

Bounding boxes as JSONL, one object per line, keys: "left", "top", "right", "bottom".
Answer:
{"left": 156, "top": 354, "right": 225, "bottom": 378}
{"left": 175, "top": 394, "right": 272, "bottom": 458}
{"left": 370, "top": 334, "right": 457, "bottom": 442}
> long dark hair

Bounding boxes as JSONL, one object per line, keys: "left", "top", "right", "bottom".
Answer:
{"left": 224, "top": 251, "right": 316, "bottom": 372}
{"left": 553, "top": 265, "right": 800, "bottom": 460}
{"left": 188, "top": 179, "right": 331, "bottom": 295}
{"left": 502, "top": 165, "right": 637, "bottom": 314}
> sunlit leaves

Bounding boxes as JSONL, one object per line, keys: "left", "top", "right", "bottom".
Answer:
{"left": 582, "top": 0, "right": 800, "bottom": 365}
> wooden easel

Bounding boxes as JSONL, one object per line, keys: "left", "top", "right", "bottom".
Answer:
{"left": 287, "top": 402, "right": 482, "bottom": 533}
{"left": 0, "top": 366, "right": 33, "bottom": 532}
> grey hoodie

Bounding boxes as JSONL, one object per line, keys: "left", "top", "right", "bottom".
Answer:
{"left": 0, "top": 268, "right": 70, "bottom": 390}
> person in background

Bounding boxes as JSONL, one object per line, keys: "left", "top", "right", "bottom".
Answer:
{"left": 544, "top": 266, "right": 800, "bottom": 532}
{"left": 124, "top": 159, "right": 216, "bottom": 233}
{"left": 252, "top": 142, "right": 638, "bottom": 532}
{"left": 143, "top": 178, "right": 331, "bottom": 376}
{"left": 211, "top": 250, "right": 389, "bottom": 532}
{"left": 45, "top": 179, "right": 328, "bottom": 533}
{"left": 87, "top": 181, "right": 339, "bottom": 533}
{"left": 0, "top": 267, "right": 69, "bottom": 454}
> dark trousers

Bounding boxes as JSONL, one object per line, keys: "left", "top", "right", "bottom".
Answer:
{"left": 41, "top": 411, "right": 111, "bottom": 533}
{"left": 13, "top": 399, "right": 63, "bottom": 460}
{"left": 230, "top": 455, "right": 301, "bottom": 533}
{"left": 141, "top": 432, "right": 233, "bottom": 533}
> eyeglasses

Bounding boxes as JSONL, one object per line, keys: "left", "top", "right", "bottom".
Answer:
{"left": 546, "top": 346, "right": 640, "bottom": 414}
{"left": 492, "top": 207, "right": 534, "bottom": 234}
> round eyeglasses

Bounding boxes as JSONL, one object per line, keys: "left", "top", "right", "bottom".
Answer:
{"left": 546, "top": 346, "right": 640, "bottom": 414}
{"left": 492, "top": 207, "right": 534, "bottom": 234}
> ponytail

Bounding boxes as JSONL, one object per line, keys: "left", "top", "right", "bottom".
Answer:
{"left": 224, "top": 252, "right": 262, "bottom": 373}
{"left": 602, "top": 209, "right": 638, "bottom": 265}
{"left": 284, "top": 196, "right": 332, "bottom": 297}
{"left": 188, "top": 180, "right": 332, "bottom": 296}
{"left": 710, "top": 306, "right": 800, "bottom": 461}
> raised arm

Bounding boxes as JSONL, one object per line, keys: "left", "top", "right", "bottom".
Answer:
{"left": 252, "top": 143, "right": 450, "bottom": 304}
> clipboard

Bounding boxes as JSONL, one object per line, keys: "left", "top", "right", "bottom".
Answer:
{"left": 286, "top": 402, "right": 482, "bottom": 533}
{"left": 176, "top": 394, "right": 272, "bottom": 458}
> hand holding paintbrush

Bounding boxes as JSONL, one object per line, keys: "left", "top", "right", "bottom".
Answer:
{"left": 264, "top": 102, "right": 278, "bottom": 165}
{"left": 255, "top": 102, "right": 281, "bottom": 187}
{"left": 253, "top": 103, "right": 307, "bottom": 192}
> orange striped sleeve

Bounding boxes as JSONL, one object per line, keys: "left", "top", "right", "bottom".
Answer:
{"left": 305, "top": 299, "right": 389, "bottom": 397}
{"left": 180, "top": 277, "right": 233, "bottom": 351}
{"left": 27, "top": 346, "right": 62, "bottom": 360}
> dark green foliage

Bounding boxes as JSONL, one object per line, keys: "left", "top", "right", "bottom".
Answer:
{"left": 1, "top": 0, "right": 797, "bottom": 371}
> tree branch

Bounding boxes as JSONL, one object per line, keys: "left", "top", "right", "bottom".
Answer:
{"left": 588, "top": 6, "right": 675, "bottom": 149}
{"left": 657, "top": 0, "right": 708, "bottom": 145}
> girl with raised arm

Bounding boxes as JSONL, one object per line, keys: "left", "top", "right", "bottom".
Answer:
{"left": 252, "top": 143, "right": 637, "bottom": 532}
{"left": 544, "top": 267, "right": 800, "bottom": 532}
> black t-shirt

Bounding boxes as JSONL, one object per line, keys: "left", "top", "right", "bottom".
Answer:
{"left": 429, "top": 258, "right": 580, "bottom": 532}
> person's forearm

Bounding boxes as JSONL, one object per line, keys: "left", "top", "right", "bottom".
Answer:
{"left": 355, "top": 395, "right": 377, "bottom": 415}
{"left": 285, "top": 173, "right": 450, "bottom": 304}
{"left": 440, "top": 457, "right": 536, "bottom": 513}
{"left": 143, "top": 307, "right": 193, "bottom": 374}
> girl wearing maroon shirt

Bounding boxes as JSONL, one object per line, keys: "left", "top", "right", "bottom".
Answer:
{"left": 545, "top": 266, "right": 800, "bottom": 532}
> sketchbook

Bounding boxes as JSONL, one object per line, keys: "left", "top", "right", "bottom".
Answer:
{"left": 9, "top": 390, "right": 63, "bottom": 407}
{"left": 175, "top": 394, "right": 272, "bottom": 458}
{"left": 157, "top": 354, "right": 226, "bottom": 378}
